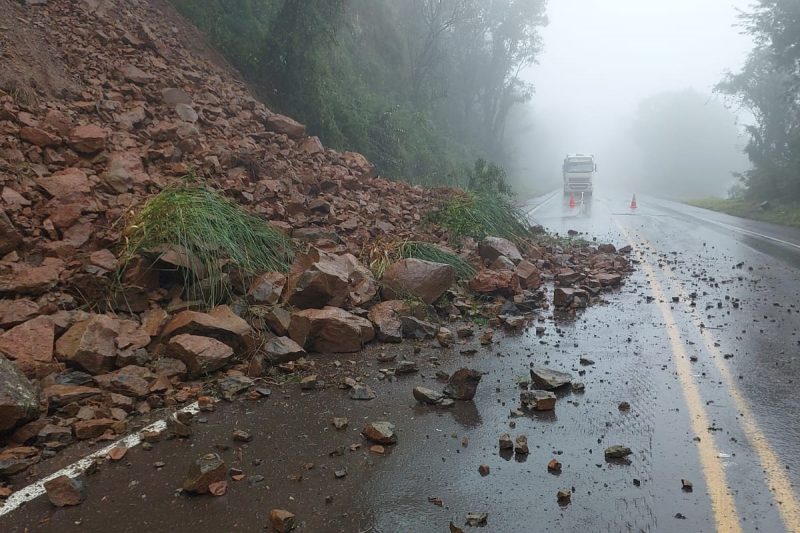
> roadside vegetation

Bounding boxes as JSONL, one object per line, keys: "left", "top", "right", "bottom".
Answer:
{"left": 714, "top": 1, "right": 800, "bottom": 208}
{"left": 365, "top": 240, "right": 476, "bottom": 281}
{"left": 119, "top": 183, "right": 295, "bottom": 307}
{"left": 171, "top": 0, "right": 547, "bottom": 186}
{"left": 687, "top": 198, "right": 800, "bottom": 229}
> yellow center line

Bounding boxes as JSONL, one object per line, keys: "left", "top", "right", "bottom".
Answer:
{"left": 645, "top": 238, "right": 800, "bottom": 533}
{"left": 616, "top": 221, "right": 743, "bottom": 533}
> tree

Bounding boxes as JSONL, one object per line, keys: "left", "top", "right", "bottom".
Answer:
{"left": 716, "top": 0, "right": 800, "bottom": 201}
{"left": 172, "top": 0, "right": 548, "bottom": 183}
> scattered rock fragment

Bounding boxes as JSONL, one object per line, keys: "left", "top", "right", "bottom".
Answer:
{"left": 530, "top": 366, "right": 573, "bottom": 390}
{"left": 300, "top": 375, "right": 319, "bottom": 390}
{"left": 557, "top": 490, "right": 571, "bottom": 504}
{"left": 548, "top": 459, "right": 562, "bottom": 473}
{"left": 413, "top": 386, "right": 444, "bottom": 405}
{"left": 478, "top": 464, "right": 490, "bottom": 476}
{"left": 499, "top": 433, "right": 513, "bottom": 450}
{"left": 443, "top": 368, "right": 483, "bottom": 400}
{"left": 465, "top": 512, "right": 488, "bottom": 527}
{"left": 362, "top": 421, "right": 397, "bottom": 445}
{"left": 349, "top": 384, "right": 376, "bottom": 400}
{"left": 520, "top": 390, "right": 556, "bottom": 411}
{"left": 395, "top": 360, "right": 418, "bottom": 374}
{"left": 183, "top": 453, "right": 227, "bottom": 494}
{"left": 0, "top": 446, "right": 41, "bottom": 476}
{"left": 0, "top": 354, "right": 40, "bottom": 432}
{"left": 269, "top": 509, "right": 297, "bottom": 532}
{"left": 436, "top": 327, "right": 454, "bottom": 347}
{"left": 605, "top": 445, "right": 632, "bottom": 459}
{"left": 44, "top": 474, "right": 87, "bottom": 507}
{"left": 681, "top": 479, "right": 693, "bottom": 492}
{"left": 332, "top": 417, "right": 348, "bottom": 430}
{"left": 232, "top": 430, "right": 253, "bottom": 442}
{"left": 108, "top": 446, "right": 128, "bottom": 461}
{"left": 514, "top": 435, "right": 529, "bottom": 455}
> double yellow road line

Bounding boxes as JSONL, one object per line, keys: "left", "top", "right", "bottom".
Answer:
{"left": 616, "top": 221, "right": 800, "bottom": 533}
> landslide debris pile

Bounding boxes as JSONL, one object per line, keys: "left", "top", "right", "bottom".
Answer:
{"left": 0, "top": 0, "right": 632, "bottom": 483}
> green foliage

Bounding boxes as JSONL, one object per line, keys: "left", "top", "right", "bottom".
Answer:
{"left": 398, "top": 241, "right": 476, "bottom": 280}
{"left": 467, "top": 158, "right": 513, "bottom": 196}
{"left": 171, "top": 0, "right": 548, "bottom": 184}
{"left": 431, "top": 190, "right": 532, "bottom": 246}
{"left": 365, "top": 239, "right": 475, "bottom": 281}
{"left": 716, "top": 0, "right": 800, "bottom": 201}
{"left": 687, "top": 197, "right": 800, "bottom": 229}
{"left": 120, "top": 184, "right": 294, "bottom": 308}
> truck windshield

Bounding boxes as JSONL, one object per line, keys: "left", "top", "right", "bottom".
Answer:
{"left": 566, "top": 161, "right": 594, "bottom": 173}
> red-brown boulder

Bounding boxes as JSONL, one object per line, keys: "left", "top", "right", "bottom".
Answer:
{"left": 381, "top": 259, "right": 454, "bottom": 304}
{"left": 289, "top": 307, "right": 375, "bottom": 353}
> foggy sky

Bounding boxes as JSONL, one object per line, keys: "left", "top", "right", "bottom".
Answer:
{"left": 509, "top": 0, "right": 755, "bottom": 197}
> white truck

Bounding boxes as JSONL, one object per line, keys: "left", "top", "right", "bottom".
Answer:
{"left": 562, "top": 154, "right": 596, "bottom": 195}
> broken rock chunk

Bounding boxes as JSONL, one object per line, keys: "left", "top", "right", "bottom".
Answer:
{"left": 166, "top": 334, "right": 234, "bottom": 376}
{"left": 0, "top": 354, "right": 40, "bottom": 432}
{"left": 349, "top": 384, "right": 376, "bottom": 400}
{"left": 604, "top": 445, "right": 632, "bottom": 459}
{"left": 362, "top": 421, "right": 397, "bottom": 445}
{"left": 413, "top": 386, "right": 444, "bottom": 405}
{"left": 367, "top": 300, "right": 408, "bottom": 343}
{"left": 183, "top": 453, "right": 227, "bottom": 494}
{"left": 381, "top": 258, "right": 455, "bottom": 304}
{"left": 520, "top": 390, "right": 556, "bottom": 411}
{"left": 443, "top": 368, "right": 483, "bottom": 400}
{"left": 479, "top": 236, "right": 522, "bottom": 264}
{"left": 514, "top": 435, "right": 529, "bottom": 455}
{"left": 530, "top": 366, "right": 572, "bottom": 390}
{"left": 465, "top": 512, "right": 488, "bottom": 527}
{"left": 289, "top": 307, "right": 375, "bottom": 353}
{"left": 44, "top": 474, "right": 87, "bottom": 507}
{"left": 269, "top": 508, "right": 297, "bottom": 532}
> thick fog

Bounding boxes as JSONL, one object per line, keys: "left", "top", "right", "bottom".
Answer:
{"left": 507, "top": 0, "right": 755, "bottom": 199}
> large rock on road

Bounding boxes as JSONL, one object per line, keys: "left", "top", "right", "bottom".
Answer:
{"left": 381, "top": 258, "right": 454, "bottom": 304}
{"left": 289, "top": 307, "right": 375, "bottom": 353}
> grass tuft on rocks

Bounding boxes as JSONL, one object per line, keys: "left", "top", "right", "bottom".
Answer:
{"left": 365, "top": 240, "right": 476, "bottom": 281}
{"left": 120, "top": 184, "right": 294, "bottom": 307}
{"left": 397, "top": 241, "right": 476, "bottom": 280}
{"left": 431, "top": 190, "right": 533, "bottom": 246}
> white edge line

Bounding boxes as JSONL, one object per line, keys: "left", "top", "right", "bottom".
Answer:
{"left": 525, "top": 190, "right": 559, "bottom": 218}
{"left": 0, "top": 401, "right": 200, "bottom": 517}
{"left": 690, "top": 214, "right": 800, "bottom": 252}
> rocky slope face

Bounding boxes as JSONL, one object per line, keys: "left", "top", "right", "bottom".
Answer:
{"left": 0, "top": 0, "right": 631, "bottom": 484}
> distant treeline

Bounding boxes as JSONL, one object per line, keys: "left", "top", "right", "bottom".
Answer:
{"left": 172, "top": 0, "right": 547, "bottom": 185}
{"left": 717, "top": 0, "right": 800, "bottom": 201}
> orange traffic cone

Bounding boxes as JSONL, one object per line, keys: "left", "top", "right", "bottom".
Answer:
{"left": 569, "top": 193, "right": 576, "bottom": 209}
{"left": 630, "top": 194, "right": 637, "bottom": 209}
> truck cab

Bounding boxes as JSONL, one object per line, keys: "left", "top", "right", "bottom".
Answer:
{"left": 563, "top": 154, "right": 596, "bottom": 194}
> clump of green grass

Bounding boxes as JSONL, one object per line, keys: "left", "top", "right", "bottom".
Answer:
{"left": 119, "top": 184, "right": 294, "bottom": 307}
{"left": 430, "top": 190, "right": 533, "bottom": 246}
{"left": 365, "top": 239, "right": 476, "bottom": 280}
{"left": 687, "top": 197, "right": 800, "bottom": 229}
{"left": 398, "top": 241, "right": 476, "bottom": 279}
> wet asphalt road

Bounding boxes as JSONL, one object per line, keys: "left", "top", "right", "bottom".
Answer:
{"left": 4, "top": 191, "right": 800, "bottom": 532}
